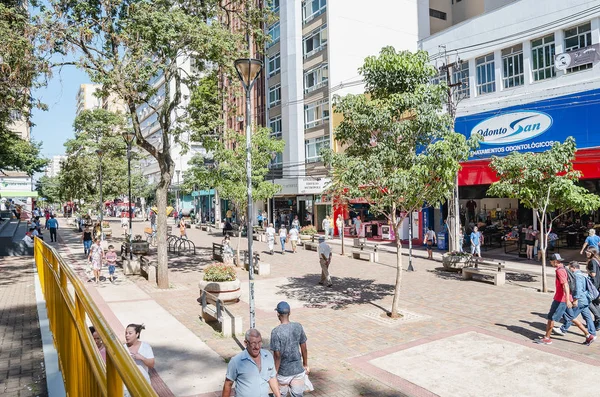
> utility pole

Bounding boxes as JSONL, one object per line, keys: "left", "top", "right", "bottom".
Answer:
{"left": 438, "top": 45, "right": 462, "bottom": 253}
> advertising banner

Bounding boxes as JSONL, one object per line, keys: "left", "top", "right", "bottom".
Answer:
{"left": 455, "top": 88, "right": 600, "bottom": 160}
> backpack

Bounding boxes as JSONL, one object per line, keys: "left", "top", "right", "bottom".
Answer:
{"left": 564, "top": 266, "right": 577, "bottom": 295}
{"left": 586, "top": 276, "right": 600, "bottom": 301}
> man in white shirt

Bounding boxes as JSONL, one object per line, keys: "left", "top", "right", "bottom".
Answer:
{"left": 266, "top": 223, "right": 276, "bottom": 255}
{"left": 288, "top": 227, "right": 299, "bottom": 253}
{"left": 317, "top": 237, "right": 332, "bottom": 287}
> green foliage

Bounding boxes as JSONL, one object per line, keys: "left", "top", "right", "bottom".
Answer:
{"left": 36, "top": 176, "right": 61, "bottom": 204}
{"left": 299, "top": 225, "right": 317, "bottom": 235}
{"left": 203, "top": 263, "right": 237, "bottom": 282}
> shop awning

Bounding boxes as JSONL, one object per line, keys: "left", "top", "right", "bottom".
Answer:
{"left": 0, "top": 191, "right": 38, "bottom": 198}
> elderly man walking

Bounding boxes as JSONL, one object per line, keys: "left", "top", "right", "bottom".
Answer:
{"left": 318, "top": 236, "right": 332, "bottom": 287}
{"left": 271, "top": 301, "right": 309, "bottom": 397}
{"left": 222, "top": 329, "right": 281, "bottom": 397}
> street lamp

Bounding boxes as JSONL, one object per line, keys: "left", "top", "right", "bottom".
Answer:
{"left": 234, "top": 57, "right": 263, "bottom": 329}
{"left": 95, "top": 148, "right": 104, "bottom": 241}
{"left": 122, "top": 130, "right": 135, "bottom": 259}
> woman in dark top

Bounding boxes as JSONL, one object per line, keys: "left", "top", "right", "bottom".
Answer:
{"left": 586, "top": 247, "right": 600, "bottom": 328}
{"left": 82, "top": 226, "right": 93, "bottom": 256}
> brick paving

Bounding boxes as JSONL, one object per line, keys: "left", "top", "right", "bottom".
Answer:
{"left": 0, "top": 256, "right": 47, "bottom": 397}
{"left": 56, "top": 218, "right": 600, "bottom": 396}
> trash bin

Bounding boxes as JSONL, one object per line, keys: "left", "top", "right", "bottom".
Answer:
{"left": 437, "top": 232, "right": 448, "bottom": 250}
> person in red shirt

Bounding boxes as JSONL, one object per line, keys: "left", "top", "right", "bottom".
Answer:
{"left": 537, "top": 254, "right": 572, "bottom": 345}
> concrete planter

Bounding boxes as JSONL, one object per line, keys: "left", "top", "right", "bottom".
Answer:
{"left": 442, "top": 254, "right": 472, "bottom": 269}
{"left": 198, "top": 278, "right": 241, "bottom": 304}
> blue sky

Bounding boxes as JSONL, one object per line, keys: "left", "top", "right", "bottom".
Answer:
{"left": 31, "top": 64, "right": 89, "bottom": 158}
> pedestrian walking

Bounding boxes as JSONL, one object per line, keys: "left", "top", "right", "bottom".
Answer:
{"left": 524, "top": 225, "right": 536, "bottom": 260}
{"left": 88, "top": 238, "right": 104, "bottom": 284}
{"left": 470, "top": 226, "right": 482, "bottom": 258}
{"left": 271, "top": 301, "right": 310, "bottom": 397}
{"left": 46, "top": 215, "right": 59, "bottom": 242}
{"left": 266, "top": 223, "right": 276, "bottom": 255}
{"left": 179, "top": 217, "right": 187, "bottom": 239}
{"left": 124, "top": 324, "right": 155, "bottom": 384}
{"left": 336, "top": 214, "right": 344, "bottom": 239}
{"left": 291, "top": 215, "right": 300, "bottom": 231}
{"left": 105, "top": 245, "right": 118, "bottom": 283}
{"left": 354, "top": 215, "right": 362, "bottom": 237}
{"left": 581, "top": 229, "right": 600, "bottom": 255}
{"left": 289, "top": 227, "right": 299, "bottom": 253}
{"left": 423, "top": 227, "right": 436, "bottom": 260}
{"left": 149, "top": 211, "right": 157, "bottom": 232}
{"left": 537, "top": 254, "right": 573, "bottom": 345}
{"left": 121, "top": 214, "right": 128, "bottom": 235}
{"left": 222, "top": 329, "right": 281, "bottom": 397}
{"left": 318, "top": 236, "right": 332, "bottom": 287}
{"left": 322, "top": 216, "right": 330, "bottom": 240}
{"left": 552, "top": 261, "right": 597, "bottom": 345}
{"left": 82, "top": 226, "right": 93, "bottom": 256}
{"left": 279, "top": 226, "right": 288, "bottom": 254}
{"left": 585, "top": 247, "right": 600, "bottom": 328}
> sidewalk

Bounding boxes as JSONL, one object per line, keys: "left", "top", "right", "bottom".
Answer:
{"left": 0, "top": 256, "right": 47, "bottom": 397}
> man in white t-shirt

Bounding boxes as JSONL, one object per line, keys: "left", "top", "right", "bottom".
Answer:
{"left": 266, "top": 223, "right": 276, "bottom": 254}
{"left": 288, "top": 227, "right": 299, "bottom": 253}
{"left": 318, "top": 237, "right": 332, "bottom": 287}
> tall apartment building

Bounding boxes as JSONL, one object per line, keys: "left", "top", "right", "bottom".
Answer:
{"left": 75, "top": 84, "right": 102, "bottom": 115}
{"left": 45, "top": 155, "right": 67, "bottom": 178}
{"left": 264, "top": 0, "right": 424, "bottom": 227}
{"left": 425, "top": 0, "right": 518, "bottom": 35}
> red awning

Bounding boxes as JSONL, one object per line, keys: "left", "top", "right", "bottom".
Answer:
{"left": 458, "top": 147, "right": 600, "bottom": 186}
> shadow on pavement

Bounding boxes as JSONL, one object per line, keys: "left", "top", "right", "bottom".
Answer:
{"left": 506, "top": 272, "right": 536, "bottom": 282}
{"left": 495, "top": 322, "right": 542, "bottom": 340}
{"left": 427, "top": 267, "right": 463, "bottom": 281}
{"left": 352, "top": 380, "right": 410, "bottom": 397}
{"left": 276, "top": 274, "right": 394, "bottom": 310}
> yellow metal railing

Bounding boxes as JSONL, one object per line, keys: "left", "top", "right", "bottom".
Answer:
{"left": 34, "top": 237, "right": 158, "bottom": 397}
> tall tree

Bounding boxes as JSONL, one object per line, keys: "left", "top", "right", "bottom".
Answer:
{"left": 36, "top": 175, "right": 61, "bottom": 204}
{"left": 39, "top": 0, "right": 267, "bottom": 288}
{"left": 488, "top": 137, "right": 600, "bottom": 292}
{"left": 323, "top": 47, "right": 474, "bottom": 317}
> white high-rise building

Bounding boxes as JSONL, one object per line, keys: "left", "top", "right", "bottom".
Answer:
{"left": 45, "top": 155, "right": 66, "bottom": 178}
{"left": 76, "top": 84, "right": 102, "bottom": 115}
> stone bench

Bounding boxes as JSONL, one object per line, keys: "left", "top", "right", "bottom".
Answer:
{"left": 200, "top": 291, "right": 243, "bottom": 337}
{"left": 140, "top": 256, "right": 157, "bottom": 284}
{"left": 304, "top": 242, "right": 319, "bottom": 251}
{"left": 351, "top": 249, "right": 378, "bottom": 263}
{"left": 462, "top": 259, "right": 506, "bottom": 286}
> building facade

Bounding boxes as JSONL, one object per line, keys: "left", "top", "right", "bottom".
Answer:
{"left": 75, "top": 84, "right": 102, "bottom": 116}
{"left": 45, "top": 155, "right": 66, "bottom": 178}
{"left": 420, "top": 0, "right": 600, "bottom": 232}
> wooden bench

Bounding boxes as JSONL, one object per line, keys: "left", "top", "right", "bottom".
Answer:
{"left": 462, "top": 259, "right": 506, "bottom": 286}
{"left": 139, "top": 256, "right": 157, "bottom": 284}
{"left": 200, "top": 291, "right": 243, "bottom": 337}
{"left": 212, "top": 243, "right": 224, "bottom": 262}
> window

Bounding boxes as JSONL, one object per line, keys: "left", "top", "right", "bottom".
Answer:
{"left": 429, "top": 8, "right": 447, "bottom": 20}
{"left": 302, "top": 0, "right": 326, "bottom": 24}
{"left": 271, "top": 152, "right": 283, "bottom": 169}
{"left": 502, "top": 45, "right": 524, "bottom": 88}
{"left": 476, "top": 53, "right": 495, "bottom": 95}
{"left": 304, "top": 99, "right": 330, "bottom": 129}
{"left": 268, "top": 53, "right": 281, "bottom": 77}
{"left": 452, "top": 61, "right": 470, "bottom": 99}
{"left": 305, "top": 136, "right": 330, "bottom": 163}
{"left": 303, "top": 25, "right": 327, "bottom": 58}
{"left": 564, "top": 22, "right": 592, "bottom": 73}
{"left": 268, "top": 22, "right": 280, "bottom": 47}
{"left": 269, "top": 84, "right": 281, "bottom": 108}
{"left": 531, "top": 34, "right": 556, "bottom": 81}
{"left": 304, "top": 63, "right": 328, "bottom": 93}
{"left": 270, "top": 116, "right": 282, "bottom": 139}
{"left": 269, "top": 0, "right": 280, "bottom": 12}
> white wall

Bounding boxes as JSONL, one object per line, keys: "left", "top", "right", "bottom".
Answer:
{"left": 420, "top": 0, "right": 600, "bottom": 116}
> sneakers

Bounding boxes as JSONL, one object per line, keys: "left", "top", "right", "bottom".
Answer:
{"left": 535, "top": 337, "right": 552, "bottom": 345}
{"left": 585, "top": 334, "right": 597, "bottom": 346}
{"left": 552, "top": 326, "right": 565, "bottom": 336}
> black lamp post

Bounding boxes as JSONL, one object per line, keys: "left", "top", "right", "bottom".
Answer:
{"left": 95, "top": 148, "right": 104, "bottom": 241}
{"left": 122, "top": 130, "right": 135, "bottom": 259}
{"left": 234, "top": 57, "right": 263, "bottom": 329}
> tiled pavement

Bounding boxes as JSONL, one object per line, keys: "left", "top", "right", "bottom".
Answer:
{"left": 53, "top": 219, "right": 600, "bottom": 396}
{"left": 0, "top": 256, "right": 47, "bottom": 397}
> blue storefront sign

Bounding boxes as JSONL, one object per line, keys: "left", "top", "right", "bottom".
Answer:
{"left": 455, "top": 88, "right": 600, "bottom": 159}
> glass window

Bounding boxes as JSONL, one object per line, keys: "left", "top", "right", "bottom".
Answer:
{"left": 304, "top": 63, "right": 328, "bottom": 93}
{"left": 269, "top": 0, "right": 280, "bottom": 13}
{"left": 269, "top": 84, "right": 281, "bottom": 108}
{"left": 564, "top": 22, "right": 592, "bottom": 73}
{"left": 269, "top": 116, "right": 282, "bottom": 139}
{"left": 268, "top": 22, "right": 280, "bottom": 47}
{"left": 452, "top": 61, "right": 470, "bottom": 100}
{"left": 429, "top": 8, "right": 447, "bottom": 20}
{"left": 303, "top": 25, "right": 327, "bottom": 58}
{"left": 305, "top": 136, "right": 330, "bottom": 163}
{"left": 476, "top": 53, "right": 495, "bottom": 95}
{"left": 271, "top": 152, "right": 283, "bottom": 168}
{"left": 304, "top": 99, "right": 330, "bottom": 129}
{"left": 531, "top": 34, "right": 556, "bottom": 81}
{"left": 502, "top": 45, "right": 524, "bottom": 88}
{"left": 268, "top": 53, "right": 281, "bottom": 77}
{"left": 302, "top": 0, "right": 326, "bottom": 24}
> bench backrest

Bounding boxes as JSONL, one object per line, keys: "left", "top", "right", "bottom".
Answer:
{"left": 474, "top": 260, "right": 505, "bottom": 271}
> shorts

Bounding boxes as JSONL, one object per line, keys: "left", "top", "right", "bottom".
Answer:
{"left": 547, "top": 300, "right": 568, "bottom": 322}
{"left": 108, "top": 265, "right": 116, "bottom": 275}
{"left": 526, "top": 240, "right": 534, "bottom": 246}
{"left": 291, "top": 240, "right": 298, "bottom": 249}
{"left": 471, "top": 244, "right": 481, "bottom": 256}
{"left": 426, "top": 240, "right": 433, "bottom": 248}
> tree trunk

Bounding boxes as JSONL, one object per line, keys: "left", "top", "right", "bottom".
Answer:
{"left": 155, "top": 182, "right": 170, "bottom": 289}
{"left": 538, "top": 213, "right": 548, "bottom": 293}
{"left": 390, "top": 209, "right": 405, "bottom": 318}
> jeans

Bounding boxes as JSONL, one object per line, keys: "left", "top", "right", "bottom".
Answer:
{"left": 280, "top": 237, "right": 286, "bottom": 251}
{"left": 83, "top": 240, "right": 92, "bottom": 256}
{"left": 49, "top": 228, "right": 57, "bottom": 242}
{"left": 563, "top": 303, "right": 596, "bottom": 335}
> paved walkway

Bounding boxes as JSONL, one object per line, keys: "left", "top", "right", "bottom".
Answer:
{"left": 0, "top": 256, "right": 47, "bottom": 397}
{"left": 48, "top": 218, "right": 600, "bottom": 396}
